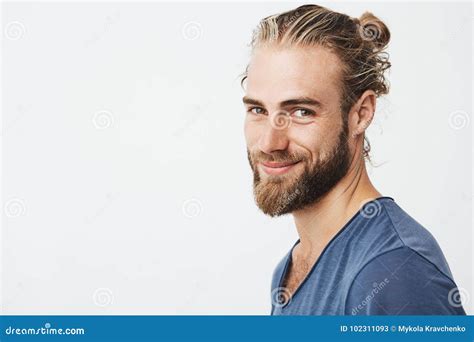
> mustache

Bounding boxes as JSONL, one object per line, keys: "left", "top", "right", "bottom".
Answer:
{"left": 248, "top": 149, "right": 307, "bottom": 164}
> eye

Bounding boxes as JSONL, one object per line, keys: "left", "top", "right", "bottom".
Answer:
{"left": 292, "top": 108, "right": 315, "bottom": 118}
{"left": 247, "top": 107, "right": 266, "bottom": 115}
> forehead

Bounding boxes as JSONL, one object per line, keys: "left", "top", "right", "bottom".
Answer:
{"left": 245, "top": 44, "right": 343, "bottom": 104}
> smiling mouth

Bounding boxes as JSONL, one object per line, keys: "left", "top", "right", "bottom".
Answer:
{"left": 259, "top": 160, "right": 301, "bottom": 176}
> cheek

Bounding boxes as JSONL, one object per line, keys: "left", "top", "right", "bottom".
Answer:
{"left": 244, "top": 117, "right": 261, "bottom": 147}
{"left": 287, "top": 125, "right": 322, "bottom": 155}
{"left": 287, "top": 123, "right": 337, "bottom": 166}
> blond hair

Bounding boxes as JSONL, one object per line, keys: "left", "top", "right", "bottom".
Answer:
{"left": 242, "top": 4, "right": 392, "bottom": 159}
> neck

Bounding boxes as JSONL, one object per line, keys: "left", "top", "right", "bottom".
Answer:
{"left": 291, "top": 156, "right": 381, "bottom": 259}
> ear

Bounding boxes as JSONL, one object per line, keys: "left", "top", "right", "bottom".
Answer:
{"left": 349, "top": 90, "right": 376, "bottom": 138}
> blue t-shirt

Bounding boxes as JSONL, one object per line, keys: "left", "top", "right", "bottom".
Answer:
{"left": 270, "top": 197, "right": 466, "bottom": 315}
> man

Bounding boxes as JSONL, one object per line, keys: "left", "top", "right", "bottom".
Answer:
{"left": 242, "top": 4, "right": 466, "bottom": 315}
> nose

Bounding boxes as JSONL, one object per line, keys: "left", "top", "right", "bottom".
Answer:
{"left": 257, "top": 115, "right": 290, "bottom": 154}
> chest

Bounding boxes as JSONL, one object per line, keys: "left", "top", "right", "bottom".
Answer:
{"left": 273, "top": 254, "right": 353, "bottom": 315}
{"left": 281, "top": 258, "right": 312, "bottom": 298}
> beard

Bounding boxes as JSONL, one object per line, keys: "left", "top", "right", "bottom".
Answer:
{"left": 247, "top": 123, "right": 351, "bottom": 217}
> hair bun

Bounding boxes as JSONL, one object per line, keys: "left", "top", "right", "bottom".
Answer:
{"left": 357, "top": 11, "right": 390, "bottom": 49}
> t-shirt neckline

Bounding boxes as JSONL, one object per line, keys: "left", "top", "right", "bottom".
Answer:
{"left": 275, "top": 196, "right": 395, "bottom": 310}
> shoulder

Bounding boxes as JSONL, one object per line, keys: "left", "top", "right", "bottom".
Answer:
{"left": 344, "top": 246, "right": 466, "bottom": 315}
{"left": 339, "top": 198, "right": 454, "bottom": 282}
{"left": 379, "top": 198, "right": 455, "bottom": 280}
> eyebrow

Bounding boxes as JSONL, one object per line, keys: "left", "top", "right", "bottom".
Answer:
{"left": 242, "top": 96, "right": 322, "bottom": 108}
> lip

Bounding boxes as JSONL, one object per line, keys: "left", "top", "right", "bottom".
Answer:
{"left": 259, "top": 160, "right": 301, "bottom": 176}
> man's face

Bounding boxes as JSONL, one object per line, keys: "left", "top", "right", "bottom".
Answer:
{"left": 243, "top": 44, "right": 353, "bottom": 216}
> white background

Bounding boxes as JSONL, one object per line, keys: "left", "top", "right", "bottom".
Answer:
{"left": 1, "top": 1, "right": 472, "bottom": 314}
